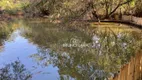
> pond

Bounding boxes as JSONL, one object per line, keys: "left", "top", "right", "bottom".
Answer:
{"left": 0, "top": 19, "right": 141, "bottom": 80}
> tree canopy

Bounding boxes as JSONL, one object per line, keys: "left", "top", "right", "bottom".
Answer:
{"left": 0, "top": 0, "right": 142, "bottom": 19}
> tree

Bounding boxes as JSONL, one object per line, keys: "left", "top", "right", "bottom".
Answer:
{"left": 26, "top": 0, "right": 134, "bottom": 20}
{"left": 135, "top": 0, "right": 142, "bottom": 17}
{"left": 100, "top": 0, "right": 134, "bottom": 18}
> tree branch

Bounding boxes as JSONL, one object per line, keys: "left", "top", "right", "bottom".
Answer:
{"left": 108, "top": 0, "right": 132, "bottom": 17}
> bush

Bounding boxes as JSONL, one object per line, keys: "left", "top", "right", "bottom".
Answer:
{"left": 0, "top": 0, "right": 29, "bottom": 15}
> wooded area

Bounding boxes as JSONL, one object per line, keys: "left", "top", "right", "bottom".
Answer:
{"left": 0, "top": 0, "right": 142, "bottom": 20}
{"left": 0, "top": 0, "right": 142, "bottom": 80}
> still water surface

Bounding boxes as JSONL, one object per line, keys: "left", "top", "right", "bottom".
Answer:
{"left": 0, "top": 19, "right": 141, "bottom": 80}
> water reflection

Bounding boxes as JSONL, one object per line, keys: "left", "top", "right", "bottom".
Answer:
{"left": 0, "top": 19, "right": 141, "bottom": 80}
{"left": 0, "top": 60, "right": 32, "bottom": 80}
{"left": 21, "top": 20, "right": 142, "bottom": 80}
{"left": 0, "top": 21, "right": 15, "bottom": 52}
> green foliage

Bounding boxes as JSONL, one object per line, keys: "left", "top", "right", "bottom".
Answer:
{"left": 0, "top": 0, "right": 140, "bottom": 18}
{"left": 0, "top": 0, "right": 29, "bottom": 14}
{"left": 24, "top": 0, "right": 135, "bottom": 19}
{"left": 0, "top": 0, "right": 138, "bottom": 18}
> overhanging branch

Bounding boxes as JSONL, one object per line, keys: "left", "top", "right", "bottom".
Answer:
{"left": 108, "top": 0, "right": 132, "bottom": 17}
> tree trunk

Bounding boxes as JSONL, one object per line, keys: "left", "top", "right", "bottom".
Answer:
{"left": 104, "top": 0, "right": 132, "bottom": 19}
{"left": 104, "top": 0, "right": 110, "bottom": 19}
{"left": 92, "top": 9, "right": 100, "bottom": 22}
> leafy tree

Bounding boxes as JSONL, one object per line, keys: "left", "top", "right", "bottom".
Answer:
{"left": 0, "top": 0, "right": 29, "bottom": 14}
{"left": 25, "top": 0, "right": 135, "bottom": 19}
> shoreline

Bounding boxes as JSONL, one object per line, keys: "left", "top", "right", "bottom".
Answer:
{"left": 1, "top": 15, "right": 142, "bottom": 30}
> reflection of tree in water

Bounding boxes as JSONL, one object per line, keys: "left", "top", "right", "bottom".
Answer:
{"left": 0, "top": 60, "right": 32, "bottom": 80}
{"left": 0, "top": 21, "right": 19, "bottom": 52}
{"left": 22, "top": 20, "right": 142, "bottom": 80}
{"left": 0, "top": 22, "right": 14, "bottom": 52}
{"left": 21, "top": 20, "right": 92, "bottom": 48}
{"left": 0, "top": 23, "right": 11, "bottom": 44}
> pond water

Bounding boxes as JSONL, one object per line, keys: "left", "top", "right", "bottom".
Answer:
{"left": 0, "top": 19, "right": 141, "bottom": 80}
